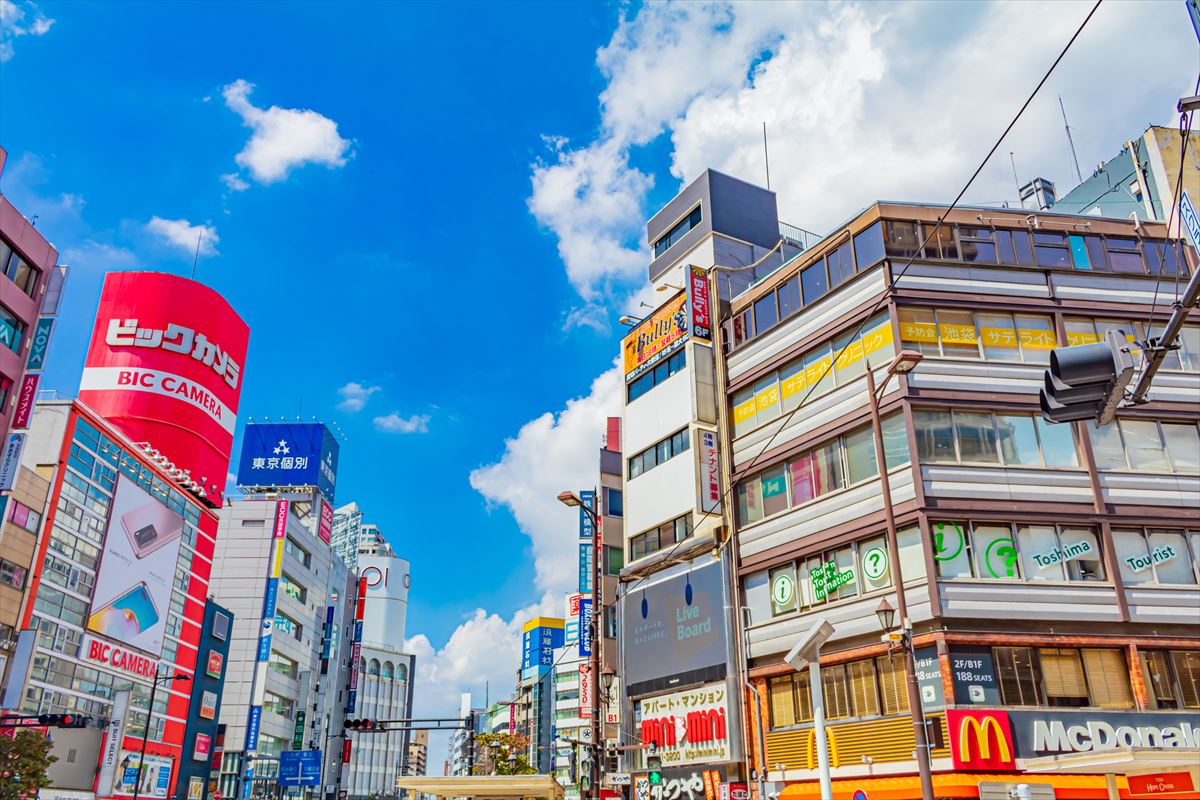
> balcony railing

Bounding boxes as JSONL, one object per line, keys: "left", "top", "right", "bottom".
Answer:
{"left": 779, "top": 221, "right": 822, "bottom": 252}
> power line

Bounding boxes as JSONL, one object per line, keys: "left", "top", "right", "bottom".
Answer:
{"left": 623, "top": 0, "right": 1104, "bottom": 595}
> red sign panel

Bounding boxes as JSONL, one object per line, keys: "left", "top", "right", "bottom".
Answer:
{"left": 206, "top": 650, "right": 224, "bottom": 678}
{"left": 318, "top": 498, "right": 333, "bottom": 544}
{"left": 689, "top": 266, "right": 711, "bottom": 339}
{"left": 12, "top": 373, "right": 39, "bottom": 429}
{"left": 78, "top": 272, "right": 249, "bottom": 505}
{"left": 1128, "top": 772, "right": 1197, "bottom": 798}
{"left": 947, "top": 710, "right": 1016, "bottom": 771}
{"left": 193, "top": 733, "right": 211, "bottom": 761}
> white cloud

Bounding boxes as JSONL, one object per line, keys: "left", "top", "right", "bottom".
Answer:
{"left": 338, "top": 382, "right": 381, "bottom": 412}
{"left": 60, "top": 240, "right": 138, "bottom": 270}
{"left": 469, "top": 362, "right": 621, "bottom": 595}
{"left": 373, "top": 412, "right": 430, "bottom": 434}
{"left": 0, "top": 0, "right": 54, "bottom": 63}
{"left": 145, "top": 217, "right": 219, "bottom": 256}
{"left": 221, "top": 172, "right": 249, "bottom": 192}
{"left": 222, "top": 79, "right": 353, "bottom": 185}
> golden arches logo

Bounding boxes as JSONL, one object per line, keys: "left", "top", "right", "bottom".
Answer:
{"left": 958, "top": 715, "right": 1011, "bottom": 764}
{"left": 802, "top": 727, "right": 839, "bottom": 769}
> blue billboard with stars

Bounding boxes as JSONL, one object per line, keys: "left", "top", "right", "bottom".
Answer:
{"left": 236, "top": 422, "right": 339, "bottom": 501}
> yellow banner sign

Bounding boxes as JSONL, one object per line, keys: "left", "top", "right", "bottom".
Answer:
{"left": 624, "top": 293, "right": 688, "bottom": 381}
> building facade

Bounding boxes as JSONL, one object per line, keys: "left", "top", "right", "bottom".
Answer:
{"left": 175, "top": 600, "right": 234, "bottom": 800}
{"left": 716, "top": 199, "right": 1199, "bottom": 798}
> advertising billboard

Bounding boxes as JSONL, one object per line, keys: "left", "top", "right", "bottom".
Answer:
{"left": 622, "top": 562, "right": 727, "bottom": 695}
{"left": 520, "top": 617, "right": 565, "bottom": 680}
{"left": 636, "top": 683, "right": 730, "bottom": 767}
{"left": 360, "top": 555, "right": 411, "bottom": 646}
{"left": 78, "top": 272, "right": 250, "bottom": 504}
{"left": 112, "top": 751, "right": 174, "bottom": 798}
{"left": 236, "top": 422, "right": 340, "bottom": 501}
{"left": 623, "top": 293, "right": 688, "bottom": 382}
{"left": 87, "top": 476, "right": 185, "bottom": 656}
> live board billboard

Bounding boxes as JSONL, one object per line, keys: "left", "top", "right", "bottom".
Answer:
{"left": 236, "top": 422, "right": 339, "bottom": 501}
{"left": 79, "top": 272, "right": 249, "bottom": 504}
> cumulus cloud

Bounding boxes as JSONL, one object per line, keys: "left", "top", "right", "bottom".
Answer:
{"left": 221, "top": 173, "right": 249, "bottom": 192}
{"left": 0, "top": 0, "right": 54, "bottom": 62}
{"left": 373, "top": 412, "right": 430, "bottom": 434}
{"left": 337, "top": 381, "right": 381, "bottom": 412}
{"left": 145, "top": 217, "right": 219, "bottom": 256}
{"left": 470, "top": 362, "right": 622, "bottom": 595}
{"left": 222, "top": 79, "right": 353, "bottom": 185}
{"left": 60, "top": 240, "right": 138, "bottom": 270}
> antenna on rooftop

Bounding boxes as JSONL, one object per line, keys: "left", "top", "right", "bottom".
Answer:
{"left": 1010, "top": 152, "right": 1023, "bottom": 209}
{"left": 1059, "top": 95, "right": 1084, "bottom": 185}
{"left": 191, "top": 230, "right": 204, "bottom": 279}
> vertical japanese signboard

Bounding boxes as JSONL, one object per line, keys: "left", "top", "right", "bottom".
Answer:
{"left": 687, "top": 266, "right": 711, "bottom": 340}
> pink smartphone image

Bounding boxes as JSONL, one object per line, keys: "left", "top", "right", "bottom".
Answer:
{"left": 120, "top": 501, "right": 184, "bottom": 559}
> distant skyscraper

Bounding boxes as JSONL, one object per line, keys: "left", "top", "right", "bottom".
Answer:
{"left": 332, "top": 502, "right": 365, "bottom": 570}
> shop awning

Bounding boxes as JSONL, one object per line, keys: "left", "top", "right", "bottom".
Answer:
{"left": 1023, "top": 746, "right": 1200, "bottom": 775}
{"left": 776, "top": 771, "right": 1198, "bottom": 799}
{"left": 394, "top": 775, "right": 565, "bottom": 799}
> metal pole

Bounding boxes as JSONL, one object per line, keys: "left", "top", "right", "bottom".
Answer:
{"left": 588, "top": 498, "right": 602, "bottom": 800}
{"left": 1128, "top": 259, "right": 1200, "bottom": 401}
{"left": 808, "top": 657, "right": 832, "bottom": 800}
{"left": 132, "top": 666, "right": 161, "bottom": 800}
{"left": 865, "top": 365, "right": 935, "bottom": 800}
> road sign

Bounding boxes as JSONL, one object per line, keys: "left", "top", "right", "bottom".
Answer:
{"left": 1181, "top": 190, "right": 1200, "bottom": 247}
{"left": 278, "top": 750, "right": 322, "bottom": 787}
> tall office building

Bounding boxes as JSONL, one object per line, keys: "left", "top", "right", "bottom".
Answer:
{"left": 332, "top": 503, "right": 394, "bottom": 572}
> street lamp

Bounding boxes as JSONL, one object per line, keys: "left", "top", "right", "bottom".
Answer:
{"left": 131, "top": 668, "right": 191, "bottom": 800}
{"left": 863, "top": 348, "right": 934, "bottom": 800}
{"left": 874, "top": 598, "right": 896, "bottom": 633}
{"left": 784, "top": 620, "right": 835, "bottom": 800}
{"left": 557, "top": 490, "right": 603, "bottom": 800}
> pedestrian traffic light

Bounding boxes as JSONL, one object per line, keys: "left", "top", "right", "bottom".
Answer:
{"left": 647, "top": 754, "right": 662, "bottom": 786}
{"left": 1040, "top": 329, "right": 1136, "bottom": 424}
{"left": 37, "top": 714, "right": 90, "bottom": 728}
{"left": 344, "top": 719, "right": 377, "bottom": 731}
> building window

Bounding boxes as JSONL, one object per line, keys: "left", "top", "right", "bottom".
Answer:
{"left": 995, "top": 646, "right": 1044, "bottom": 706}
{"left": 0, "top": 238, "right": 40, "bottom": 297}
{"left": 8, "top": 501, "right": 42, "bottom": 533}
{"left": 213, "top": 611, "right": 230, "bottom": 641}
{"left": 274, "top": 611, "right": 302, "bottom": 640}
{"left": 263, "top": 691, "right": 295, "bottom": 719}
{"left": 1087, "top": 419, "right": 1200, "bottom": 474}
{"left": 0, "top": 305, "right": 25, "bottom": 355}
{"left": 627, "top": 428, "right": 690, "bottom": 480}
{"left": 933, "top": 520, "right": 1105, "bottom": 582}
{"left": 605, "top": 545, "right": 624, "bottom": 576}
{"left": 914, "top": 410, "right": 1078, "bottom": 468}
{"left": 0, "top": 558, "right": 27, "bottom": 590}
{"left": 731, "top": 314, "right": 894, "bottom": 438}
{"left": 767, "top": 653, "right": 912, "bottom": 730}
{"left": 281, "top": 573, "right": 306, "bottom": 604}
{"left": 993, "top": 646, "right": 1134, "bottom": 709}
{"left": 737, "top": 416, "right": 911, "bottom": 526}
{"left": 899, "top": 306, "right": 1056, "bottom": 364}
{"left": 284, "top": 537, "right": 311, "bottom": 567}
{"left": 627, "top": 349, "right": 685, "bottom": 403}
{"left": 1105, "top": 237, "right": 1145, "bottom": 273}
{"left": 1142, "top": 650, "right": 1200, "bottom": 709}
{"left": 603, "top": 487, "right": 623, "bottom": 518}
{"left": 653, "top": 205, "right": 702, "bottom": 259}
{"left": 853, "top": 222, "right": 885, "bottom": 271}
{"left": 629, "top": 515, "right": 691, "bottom": 561}
{"left": 1112, "top": 529, "right": 1200, "bottom": 586}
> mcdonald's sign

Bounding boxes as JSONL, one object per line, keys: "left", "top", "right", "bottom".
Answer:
{"left": 801, "top": 726, "right": 840, "bottom": 770}
{"left": 947, "top": 710, "right": 1016, "bottom": 771}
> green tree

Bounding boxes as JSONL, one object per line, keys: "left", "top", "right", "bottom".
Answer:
{"left": 473, "top": 732, "right": 536, "bottom": 775}
{"left": 0, "top": 730, "right": 57, "bottom": 799}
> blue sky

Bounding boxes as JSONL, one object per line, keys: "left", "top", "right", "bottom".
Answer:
{"left": 2, "top": 0, "right": 1194, "bottom": 762}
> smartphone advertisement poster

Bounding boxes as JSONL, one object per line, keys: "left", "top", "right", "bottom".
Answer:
{"left": 87, "top": 476, "right": 185, "bottom": 656}
{"left": 113, "top": 750, "right": 174, "bottom": 798}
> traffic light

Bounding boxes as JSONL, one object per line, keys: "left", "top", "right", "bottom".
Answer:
{"left": 647, "top": 754, "right": 662, "bottom": 786}
{"left": 1040, "top": 329, "right": 1136, "bottom": 424}
{"left": 344, "top": 719, "right": 378, "bottom": 732}
{"left": 37, "top": 714, "right": 90, "bottom": 728}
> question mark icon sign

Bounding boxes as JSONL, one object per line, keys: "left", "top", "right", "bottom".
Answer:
{"left": 863, "top": 546, "right": 888, "bottom": 581}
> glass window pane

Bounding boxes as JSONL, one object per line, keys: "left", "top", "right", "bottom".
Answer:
{"left": 847, "top": 659, "right": 879, "bottom": 717}
{"left": 801, "top": 262, "right": 829, "bottom": 305}
{"left": 859, "top": 535, "right": 891, "bottom": 592}
{"left": 861, "top": 314, "right": 896, "bottom": 365}
{"left": 828, "top": 241, "right": 855, "bottom": 288}
{"left": 937, "top": 309, "right": 980, "bottom": 357}
{"left": 1035, "top": 243, "right": 1071, "bottom": 268}
{"left": 924, "top": 224, "right": 958, "bottom": 260}
{"left": 972, "top": 523, "right": 1019, "bottom": 580}
{"left": 955, "top": 411, "right": 999, "bottom": 463}
{"left": 1017, "top": 524, "right": 1066, "bottom": 581}
{"left": 1013, "top": 232, "right": 1034, "bottom": 266}
{"left": 1170, "top": 651, "right": 1200, "bottom": 708}
{"left": 779, "top": 360, "right": 807, "bottom": 413}
{"left": 1163, "top": 424, "right": 1200, "bottom": 473}
{"left": 1084, "top": 236, "right": 1108, "bottom": 271}
{"left": 899, "top": 307, "right": 939, "bottom": 356}
{"left": 769, "top": 564, "right": 798, "bottom": 617}
{"left": 732, "top": 388, "right": 757, "bottom": 437}
{"left": 737, "top": 480, "right": 763, "bottom": 526}
{"left": 1035, "top": 417, "right": 1078, "bottom": 467}
{"left": 1108, "top": 241, "right": 1145, "bottom": 273}
{"left": 1064, "top": 317, "right": 1099, "bottom": 348}
{"left": 1146, "top": 320, "right": 1184, "bottom": 370}
{"left": 995, "top": 646, "right": 1043, "bottom": 705}
{"left": 960, "top": 228, "right": 997, "bottom": 263}
{"left": 914, "top": 410, "right": 956, "bottom": 462}
{"left": 995, "top": 230, "right": 1016, "bottom": 264}
{"left": 853, "top": 221, "right": 885, "bottom": 270}
{"left": 1113, "top": 530, "right": 1154, "bottom": 585}
{"left": 812, "top": 442, "right": 845, "bottom": 496}
{"left": 754, "top": 293, "right": 779, "bottom": 335}
{"left": 876, "top": 653, "right": 910, "bottom": 715}
{"left": 831, "top": 545, "right": 858, "bottom": 600}
{"left": 754, "top": 375, "right": 781, "bottom": 424}
{"left": 978, "top": 312, "right": 1020, "bottom": 360}
{"left": 1121, "top": 420, "right": 1169, "bottom": 471}
{"left": 898, "top": 526, "right": 926, "bottom": 582}
{"left": 1087, "top": 421, "right": 1128, "bottom": 470}
{"left": 833, "top": 330, "right": 867, "bottom": 385}
{"left": 1146, "top": 530, "right": 1196, "bottom": 585}
{"left": 803, "top": 345, "right": 835, "bottom": 398}
{"left": 789, "top": 453, "right": 815, "bottom": 506}
{"left": 996, "top": 415, "right": 1040, "bottom": 466}
{"left": 1141, "top": 651, "right": 1177, "bottom": 709}
{"left": 844, "top": 426, "right": 878, "bottom": 484}
{"left": 769, "top": 677, "right": 797, "bottom": 729}
{"left": 932, "top": 521, "right": 972, "bottom": 578}
{"left": 1015, "top": 315, "right": 1057, "bottom": 363}
{"left": 760, "top": 466, "right": 790, "bottom": 517}
{"left": 1060, "top": 526, "right": 1104, "bottom": 581}
{"left": 1040, "top": 648, "right": 1088, "bottom": 706}
{"left": 1068, "top": 235, "right": 1091, "bottom": 269}
{"left": 1179, "top": 326, "right": 1200, "bottom": 372}
{"left": 884, "top": 221, "right": 920, "bottom": 259}
{"left": 881, "top": 413, "right": 910, "bottom": 470}
{"left": 777, "top": 277, "right": 801, "bottom": 320}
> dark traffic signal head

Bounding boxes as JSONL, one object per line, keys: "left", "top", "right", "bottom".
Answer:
{"left": 1040, "top": 329, "right": 1136, "bottom": 424}
{"left": 37, "top": 714, "right": 91, "bottom": 728}
{"left": 344, "top": 719, "right": 378, "bottom": 732}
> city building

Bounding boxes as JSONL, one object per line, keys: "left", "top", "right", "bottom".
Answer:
{"left": 715, "top": 197, "right": 1199, "bottom": 798}
{"left": 332, "top": 502, "right": 394, "bottom": 572}
{"left": 447, "top": 693, "right": 486, "bottom": 776}
{"left": 175, "top": 599, "right": 234, "bottom": 800}
{"left": 0, "top": 145, "right": 65, "bottom": 445}
{"left": 1055, "top": 125, "right": 1200, "bottom": 233}
{"left": 346, "top": 553, "right": 415, "bottom": 799}
{"left": 516, "top": 618, "right": 564, "bottom": 775}
{"left": 406, "top": 728, "right": 428, "bottom": 776}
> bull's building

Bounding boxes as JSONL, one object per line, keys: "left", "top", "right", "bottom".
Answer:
{"left": 714, "top": 199, "right": 1200, "bottom": 798}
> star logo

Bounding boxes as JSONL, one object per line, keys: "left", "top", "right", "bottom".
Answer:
{"left": 273, "top": 439, "right": 290, "bottom": 455}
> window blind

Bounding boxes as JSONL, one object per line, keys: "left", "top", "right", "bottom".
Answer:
{"left": 1082, "top": 649, "right": 1133, "bottom": 709}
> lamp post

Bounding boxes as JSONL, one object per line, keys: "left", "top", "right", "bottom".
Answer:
{"left": 864, "top": 350, "right": 934, "bottom": 800}
{"left": 557, "top": 490, "right": 602, "bottom": 800}
{"left": 131, "top": 666, "right": 191, "bottom": 800}
{"left": 784, "top": 620, "right": 835, "bottom": 800}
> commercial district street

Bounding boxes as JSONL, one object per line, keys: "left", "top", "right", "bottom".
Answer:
{"left": 0, "top": 3, "right": 1197, "bottom": 800}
